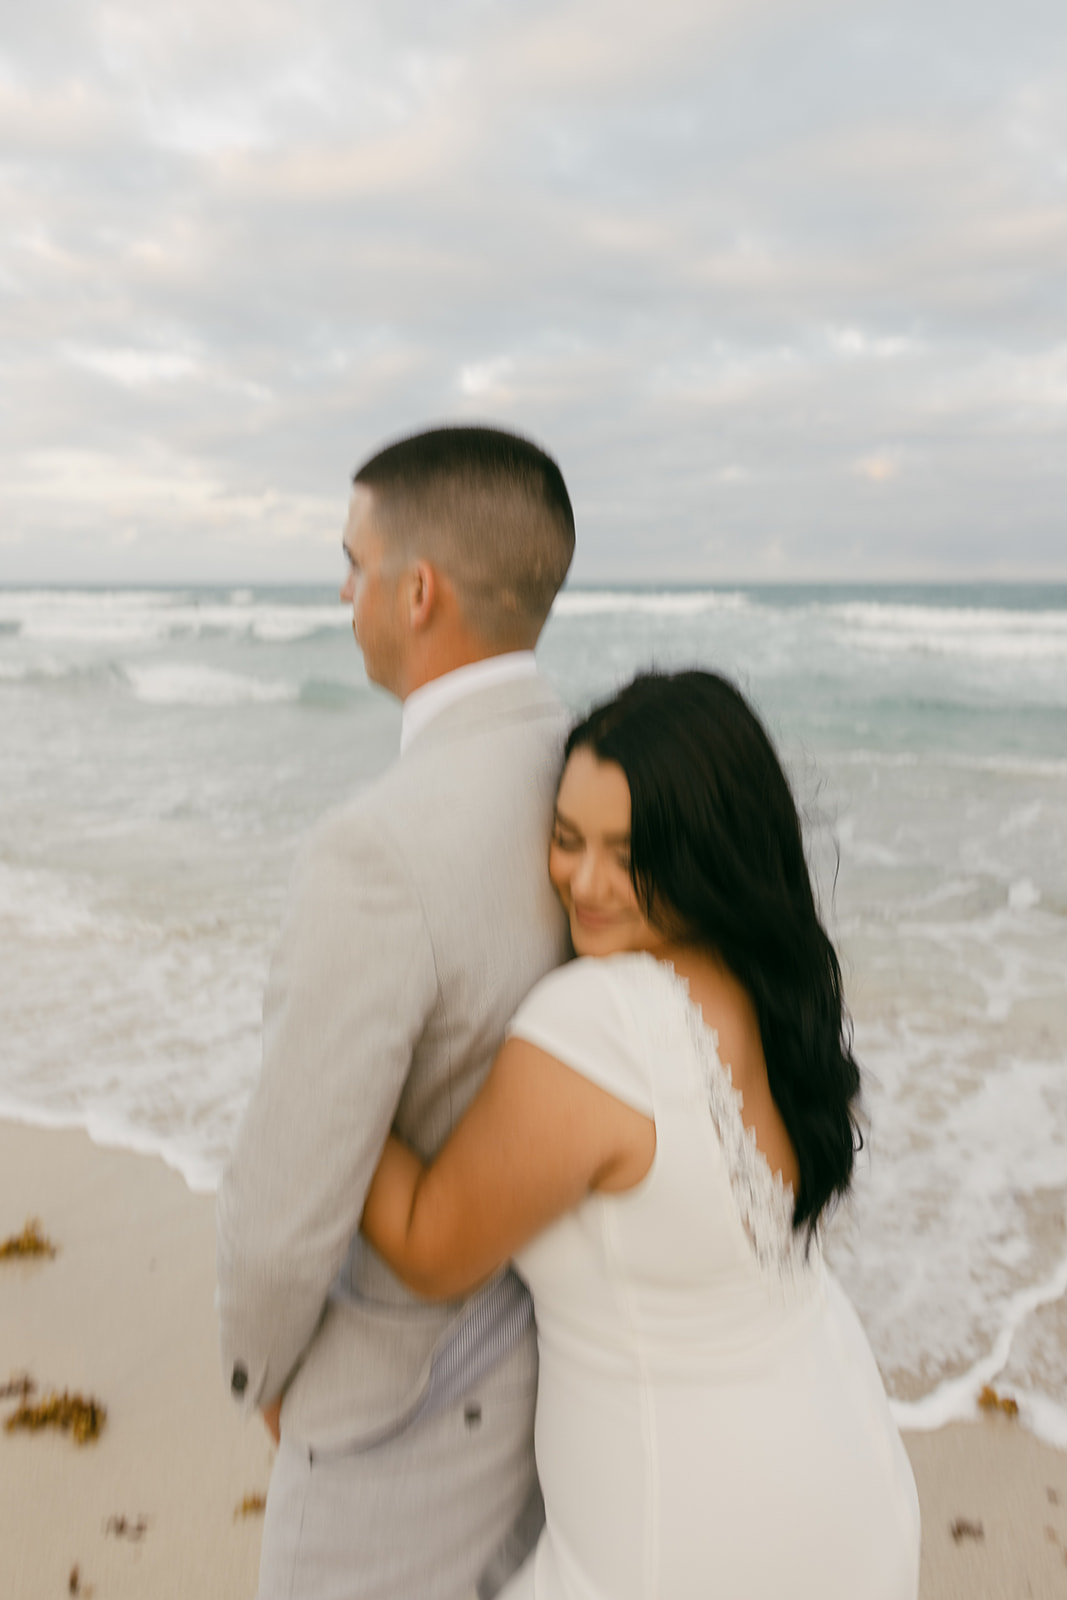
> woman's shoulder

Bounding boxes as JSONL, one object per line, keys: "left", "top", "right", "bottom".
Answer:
{"left": 506, "top": 955, "right": 658, "bottom": 1116}
{"left": 511, "top": 952, "right": 653, "bottom": 1022}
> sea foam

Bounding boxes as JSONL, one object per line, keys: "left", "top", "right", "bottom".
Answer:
{"left": 126, "top": 663, "right": 298, "bottom": 706}
{"left": 552, "top": 589, "right": 751, "bottom": 617}
{"left": 0, "top": 589, "right": 347, "bottom": 646}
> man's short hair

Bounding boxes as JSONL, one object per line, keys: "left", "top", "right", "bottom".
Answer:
{"left": 353, "top": 426, "right": 575, "bottom": 647}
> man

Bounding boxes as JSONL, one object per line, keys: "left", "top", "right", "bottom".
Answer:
{"left": 217, "top": 426, "right": 575, "bottom": 1599}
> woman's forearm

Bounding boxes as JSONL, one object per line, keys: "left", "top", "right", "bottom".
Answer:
{"left": 362, "top": 1135, "right": 499, "bottom": 1299}
{"left": 360, "top": 1039, "right": 632, "bottom": 1300}
{"left": 361, "top": 1135, "right": 426, "bottom": 1279}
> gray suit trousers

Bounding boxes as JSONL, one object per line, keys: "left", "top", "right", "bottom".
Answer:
{"left": 257, "top": 1336, "right": 538, "bottom": 1600}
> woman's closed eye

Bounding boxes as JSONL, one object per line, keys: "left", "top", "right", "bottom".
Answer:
{"left": 551, "top": 823, "right": 582, "bottom": 850}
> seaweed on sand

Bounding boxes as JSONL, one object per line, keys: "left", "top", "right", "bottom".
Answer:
{"left": 4, "top": 1389, "right": 106, "bottom": 1444}
{"left": 0, "top": 1219, "right": 57, "bottom": 1259}
{"left": 104, "top": 1513, "right": 149, "bottom": 1541}
{"left": 0, "top": 1373, "right": 36, "bottom": 1403}
{"left": 977, "top": 1383, "right": 1019, "bottom": 1417}
{"left": 234, "top": 1493, "right": 267, "bottom": 1520}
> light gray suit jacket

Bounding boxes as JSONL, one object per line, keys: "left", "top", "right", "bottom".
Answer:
{"left": 216, "top": 673, "right": 570, "bottom": 1454}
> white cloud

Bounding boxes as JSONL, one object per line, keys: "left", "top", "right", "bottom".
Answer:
{"left": 63, "top": 345, "right": 201, "bottom": 386}
{"left": 458, "top": 356, "right": 515, "bottom": 399}
{"left": 854, "top": 455, "right": 898, "bottom": 484}
{"left": 829, "top": 328, "right": 921, "bottom": 361}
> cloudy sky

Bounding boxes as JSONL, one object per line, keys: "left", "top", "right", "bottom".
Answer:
{"left": 2, "top": 0, "right": 1065, "bottom": 584}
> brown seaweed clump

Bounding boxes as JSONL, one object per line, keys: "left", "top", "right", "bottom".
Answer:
{"left": 0, "top": 1373, "right": 36, "bottom": 1403}
{"left": 977, "top": 1383, "right": 1019, "bottom": 1417}
{"left": 234, "top": 1493, "right": 267, "bottom": 1520}
{"left": 0, "top": 1219, "right": 57, "bottom": 1260}
{"left": 4, "top": 1389, "right": 106, "bottom": 1444}
{"left": 104, "top": 1513, "right": 148, "bottom": 1542}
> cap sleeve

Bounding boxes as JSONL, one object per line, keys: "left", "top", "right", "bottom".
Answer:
{"left": 506, "top": 957, "right": 654, "bottom": 1118}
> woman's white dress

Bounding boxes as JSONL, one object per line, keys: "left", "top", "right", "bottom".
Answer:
{"left": 499, "top": 953, "right": 920, "bottom": 1600}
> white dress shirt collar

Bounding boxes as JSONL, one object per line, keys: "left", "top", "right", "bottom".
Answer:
{"left": 400, "top": 651, "right": 539, "bottom": 754}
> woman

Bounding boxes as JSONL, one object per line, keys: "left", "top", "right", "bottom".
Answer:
{"left": 362, "top": 670, "right": 921, "bottom": 1599}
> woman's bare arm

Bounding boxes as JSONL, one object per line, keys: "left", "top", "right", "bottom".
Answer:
{"left": 361, "top": 1037, "right": 655, "bottom": 1300}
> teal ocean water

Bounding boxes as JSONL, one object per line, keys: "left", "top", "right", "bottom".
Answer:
{"left": 2, "top": 582, "right": 1066, "bottom": 1442}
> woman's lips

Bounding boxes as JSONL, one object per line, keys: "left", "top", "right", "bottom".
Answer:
{"left": 572, "top": 904, "right": 621, "bottom": 930}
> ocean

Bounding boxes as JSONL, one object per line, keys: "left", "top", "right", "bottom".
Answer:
{"left": 2, "top": 582, "right": 1065, "bottom": 1445}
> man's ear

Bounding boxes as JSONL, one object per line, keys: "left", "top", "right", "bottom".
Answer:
{"left": 406, "top": 560, "right": 437, "bottom": 631}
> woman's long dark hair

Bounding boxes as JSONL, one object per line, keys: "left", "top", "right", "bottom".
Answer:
{"left": 565, "top": 670, "right": 862, "bottom": 1235}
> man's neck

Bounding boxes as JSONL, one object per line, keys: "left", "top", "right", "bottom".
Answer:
{"left": 401, "top": 639, "right": 511, "bottom": 701}
{"left": 398, "top": 614, "right": 543, "bottom": 697}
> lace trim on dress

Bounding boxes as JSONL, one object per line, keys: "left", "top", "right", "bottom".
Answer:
{"left": 632, "top": 954, "right": 815, "bottom": 1295}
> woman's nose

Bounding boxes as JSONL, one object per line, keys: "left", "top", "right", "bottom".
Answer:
{"left": 572, "top": 848, "right": 604, "bottom": 897}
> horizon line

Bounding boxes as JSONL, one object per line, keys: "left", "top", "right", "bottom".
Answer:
{"left": 3, "top": 574, "right": 1067, "bottom": 592}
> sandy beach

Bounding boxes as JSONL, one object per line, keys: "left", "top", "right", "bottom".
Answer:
{"left": 2, "top": 1118, "right": 1066, "bottom": 1600}
{"left": 0, "top": 1120, "right": 273, "bottom": 1600}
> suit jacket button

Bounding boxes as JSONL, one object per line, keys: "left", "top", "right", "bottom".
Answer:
{"left": 231, "top": 1363, "right": 248, "bottom": 1396}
